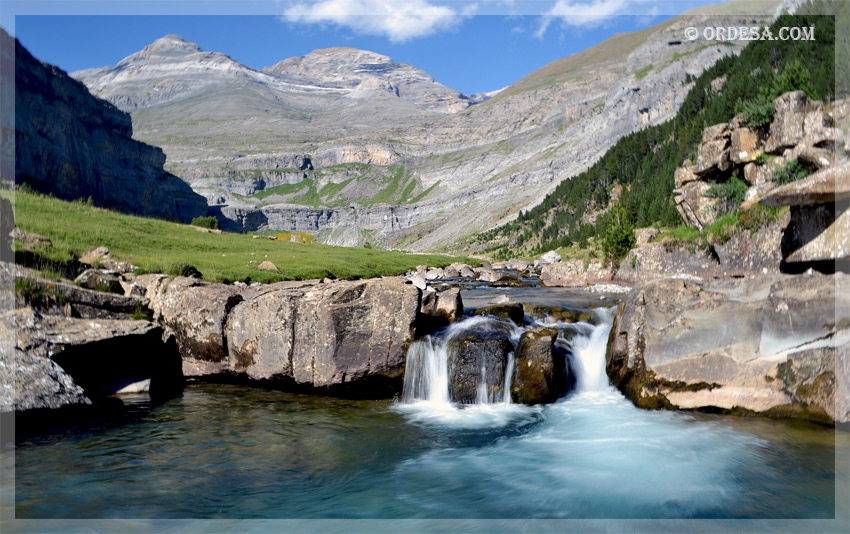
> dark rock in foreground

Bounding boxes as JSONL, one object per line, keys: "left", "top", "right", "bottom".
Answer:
{"left": 447, "top": 330, "right": 512, "bottom": 404}
{"left": 470, "top": 303, "right": 524, "bottom": 326}
{"left": 512, "top": 327, "right": 565, "bottom": 405}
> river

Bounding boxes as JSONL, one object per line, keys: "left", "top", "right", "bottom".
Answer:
{"left": 2, "top": 285, "right": 848, "bottom": 531}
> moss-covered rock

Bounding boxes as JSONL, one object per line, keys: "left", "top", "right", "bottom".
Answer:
{"left": 523, "top": 304, "right": 594, "bottom": 324}
{"left": 489, "top": 274, "right": 535, "bottom": 288}
{"left": 470, "top": 303, "right": 524, "bottom": 326}
{"left": 512, "top": 327, "right": 565, "bottom": 405}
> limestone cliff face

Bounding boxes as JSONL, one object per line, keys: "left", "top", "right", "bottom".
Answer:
{"left": 8, "top": 29, "right": 208, "bottom": 222}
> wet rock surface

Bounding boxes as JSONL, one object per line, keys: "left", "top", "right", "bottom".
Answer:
{"left": 512, "top": 327, "right": 565, "bottom": 405}
{"left": 447, "top": 330, "right": 512, "bottom": 404}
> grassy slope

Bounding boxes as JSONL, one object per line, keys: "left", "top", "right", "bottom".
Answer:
{"left": 8, "top": 190, "right": 472, "bottom": 283}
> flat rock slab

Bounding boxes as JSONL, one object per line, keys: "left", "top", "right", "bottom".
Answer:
{"left": 759, "top": 160, "right": 850, "bottom": 207}
{"left": 607, "top": 273, "right": 850, "bottom": 423}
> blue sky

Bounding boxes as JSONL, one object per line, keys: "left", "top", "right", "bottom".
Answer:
{"left": 8, "top": 0, "right": 736, "bottom": 95}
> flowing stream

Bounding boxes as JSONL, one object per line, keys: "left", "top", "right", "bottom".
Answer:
{"left": 4, "top": 287, "right": 847, "bottom": 525}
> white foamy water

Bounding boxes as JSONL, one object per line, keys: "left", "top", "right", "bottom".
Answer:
{"left": 396, "top": 314, "right": 539, "bottom": 428}
{"left": 395, "top": 307, "right": 615, "bottom": 428}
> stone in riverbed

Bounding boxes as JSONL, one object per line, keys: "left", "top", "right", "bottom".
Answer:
{"left": 470, "top": 303, "right": 524, "bottom": 326}
{"left": 512, "top": 327, "right": 565, "bottom": 405}
{"left": 447, "top": 330, "right": 512, "bottom": 404}
{"left": 224, "top": 278, "right": 419, "bottom": 392}
{"left": 420, "top": 287, "right": 463, "bottom": 323}
{"left": 409, "top": 273, "right": 427, "bottom": 290}
{"left": 489, "top": 273, "right": 534, "bottom": 288}
{"left": 424, "top": 267, "right": 444, "bottom": 280}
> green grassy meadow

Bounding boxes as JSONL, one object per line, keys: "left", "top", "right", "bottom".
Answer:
{"left": 7, "top": 189, "right": 473, "bottom": 283}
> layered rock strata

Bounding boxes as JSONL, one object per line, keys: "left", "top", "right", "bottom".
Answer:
{"left": 606, "top": 273, "right": 849, "bottom": 424}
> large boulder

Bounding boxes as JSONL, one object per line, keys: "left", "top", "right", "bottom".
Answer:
{"left": 540, "top": 260, "right": 614, "bottom": 287}
{"left": 512, "top": 327, "right": 566, "bottom": 405}
{"left": 447, "top": 330, "right": 512, "bottom": 404}
{"left": 765, "top": 91, "right": 843, "bottom": 153}
{"left": 146, "top": 277, "right": 244, "bottom": 376}
{"left": 289, "top": 278, "right": 419, "bottom": 390}
{"left": 606, "top": 273, "right": 850, "bottom": 424}
{"left": 225, "top": 278, "right": 419, "bottom": 393}
{"left": 760, "top": 160, "right": 850, "bottom": 268}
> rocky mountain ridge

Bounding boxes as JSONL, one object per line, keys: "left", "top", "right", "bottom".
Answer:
{"left": 74, "top": 35, "right": 472, "bottom": 114}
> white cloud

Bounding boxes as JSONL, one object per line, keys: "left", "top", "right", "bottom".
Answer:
{"left": 535, "top": 0, "right": 651, "bottom": 38}
{"left": 282, "top": 0, "right": 475, "bottom": 43}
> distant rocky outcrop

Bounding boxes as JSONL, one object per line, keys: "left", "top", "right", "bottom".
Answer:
{"left": 6, "top": 29, "right": 208, "bottom": 223}
{"left": 673, "top": 91, "right": 847, "bottom": 230}
{"left": 607, "top": 273, "right": 850, "bottom": 424}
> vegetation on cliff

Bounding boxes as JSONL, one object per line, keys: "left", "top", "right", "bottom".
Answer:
{"left": 478, "top": 3, "right": 837, "bottom": 259}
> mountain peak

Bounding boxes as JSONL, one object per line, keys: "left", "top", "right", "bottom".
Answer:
{"left": 144, "top": 34, "right": 202, "bottom": 54}
{"left": 309, "top": 47, "right": 392, "bottom": 62}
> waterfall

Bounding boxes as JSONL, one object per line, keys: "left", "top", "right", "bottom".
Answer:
{"left": 401, "top": 308, "right": 614, "bottom": 407}
{"left": 569, "top": 308, "right": 615, "bottom": 393}
{"left": 401, "top": 316, "right": 516, "bottom": 406}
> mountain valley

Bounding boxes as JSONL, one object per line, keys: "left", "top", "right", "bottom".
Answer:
{"left": 69, "top": 3, "right": 777, "bottom": 250}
